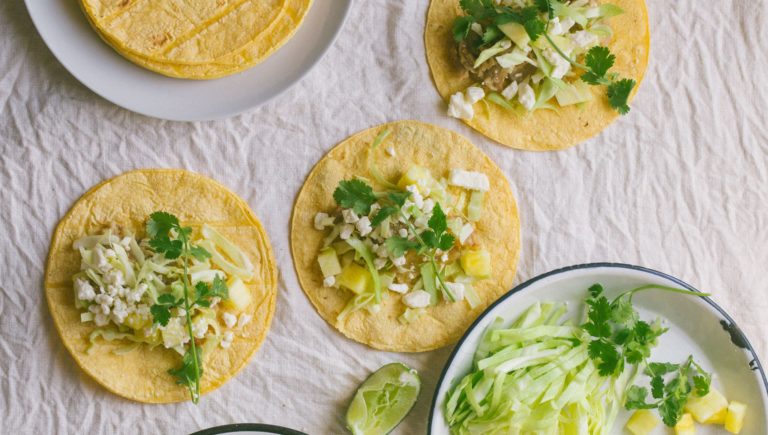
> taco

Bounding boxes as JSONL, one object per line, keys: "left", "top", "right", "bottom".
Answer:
{"left": 425, "top": 0, "right": 649, "bottom": 150}
{"left": 44, "top": 169, "right": 277, "bottom": 403}
{"left": 79, "top": 0, "right": 312, "bottom": 79}
{"left": 290, "top": 121, "right": 520, "bottom": 352}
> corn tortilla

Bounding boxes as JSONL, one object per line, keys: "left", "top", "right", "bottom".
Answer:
{"left": 44, "top": 169, "right": 277, "bottom": 403}
{"left": 425, "top": 0, "right": 650, "bottom": 150}
{"left": 290, "top": 120, "right": 521, "bottom": 352}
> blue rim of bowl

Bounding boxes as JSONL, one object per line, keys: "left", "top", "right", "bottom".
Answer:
{"left": 189, "top": 423, "right": 308, "bottom": 435}
{"left": 427, "top": 262, "right": 768, "bottom": 433}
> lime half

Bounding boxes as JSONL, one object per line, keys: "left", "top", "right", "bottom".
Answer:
{"left": 346, "top": 362, "right": 421, "bottom": 435}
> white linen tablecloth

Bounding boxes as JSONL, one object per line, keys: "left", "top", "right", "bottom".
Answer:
{"left": 1, "top": 1, "right": 767, "bottom": 433}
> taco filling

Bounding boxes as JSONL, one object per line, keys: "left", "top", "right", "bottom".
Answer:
{"left": 312, "top": 131, "right": 493, "bottom": 324}
{"left": 448, "top": 0, "right": 636, "bottom": 119}
{"left": 72, "top": 213, "right": 255, "bottom": 402}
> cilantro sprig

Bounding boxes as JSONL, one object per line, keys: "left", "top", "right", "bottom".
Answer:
{"left": 581, "top": 283, "right": 713, "bottom": 426}
{"left": 452, "top": 0, "right": 636, "bottom": 114}
{"left": 332, "top": 178, "right": 458, "bottom": 301}
{"left": 626, "top": 357, "right": 712, "bottom": 426}
{"left": 146, "top": 211, "right": 225, "bottom": 404}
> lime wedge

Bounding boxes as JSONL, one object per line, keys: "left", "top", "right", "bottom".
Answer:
{"left": 346, "top": 362, "right": 421, "bottom": 435}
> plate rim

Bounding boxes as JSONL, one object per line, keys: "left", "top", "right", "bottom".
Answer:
{"left": 427, "top": 262, "right": 768, "bottom": 433}
{"left": 189, "top": 423, "right": 308, "bottom": 435}
{"left": 23, "top": 0, "right": 353, "bottom": 121}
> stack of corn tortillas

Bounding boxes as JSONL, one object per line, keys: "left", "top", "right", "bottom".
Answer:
{"left": 79, "top": 0, "right": 313, "bottom": 79}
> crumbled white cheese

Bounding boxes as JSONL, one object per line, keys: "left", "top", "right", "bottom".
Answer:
{"left": 220, "top": 331, "right": 234, "bottom": 349}
{"left": 470, "top": 22, "right": 483, "bottom": 36}
{"left": 342, "top": 209, "right": 359, "bottom": 224}
{"left": 403, "top": 290, "right": 431, "bottom": 308}
{"left": 501, "top": 81, "right": 519, "bottom": 100}
{"left": 111, "top": 299, "right": 129, "bottom": 324}
{"left": 422, "top": 198, "right": 435, "bottom": 213}
{"left": 543, "top": 48, "right": 571, "bottom": 79}
{"left": 388, "top": 283, "right": 409, "bottom": 294}
{"left": 571, "top": 30, "right": 598, "bottom": 49}
{"left": 386, "top": 146, "right": 396, "bottom": 157}
{"left": 104, "top": 269, "right": 124, "bottom": 287}
{"left": 192, "top": 318, "right": 208, "bottom": 339}
{"left": 406, "top": 185, "right": 424, "bottom": 208}
{"left": 440, "top": 253, "right": 449, "bottom": 262}
{"left": 75, "top": 278, "right": 96, "bottom": 301}
{"left": 323, "top": 275, "right": 336, "bottom": 287}
{"left": 445, "top": 282, "right": 466, "bottom": 301}
{"left": 549, "top": 17, "right": 565, "bottom": 35}
{"left": 94, "top": 293, "right": 113, "bottom": 307}
{"left": 465, "top": 86, "right": 486, "bottom": 104}
{"left": 413, "top": 216, "right": 428, "bottom": 229}
{"left": 518, "top": 82, "right": 536, "bottom": 110}
{"left": 374, "top": 258, "right": 387, "bottom": 270}
{"left": 398, "top": 228, "right": 408, "bottom": 238}
{"left": 459, "top": 224, "right": 474, "bottom": 244}
{"left": 94, "top": 313, "right": 109, "bottom": 327}
{"left": 392, "top": 256, "right": 407, "bottom": 267}
{"left": 339, "top": 224, "right": 354, "bottom": 240}
{"left": 93, "top": 246, "right": 111, "bottom": 273}
{"left": 449, "top": 169, "right": 490, "bottom": 191}
{"left": 222, "top": 312, "right": 237, "bottom": 329}
{"left": 314, "top": 212, "right": 333, "bottom": 230}
{"left": 447, "top": 91, "right": 474, "bottom": 120}
{"left": 356, "top": 216, "right": 373, "bottom": 237}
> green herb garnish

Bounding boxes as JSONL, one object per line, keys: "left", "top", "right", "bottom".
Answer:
{"left": 146, "top": 211, "right": 223, "bottom": 404}
{"left": 626, "top": 357, "right": 712, "bottom": 426}
{"left": 333, "top": 179, "right": 378, "bottom": 216}
{"left": 453, "top": 0, "right": 636, "bottom": 114}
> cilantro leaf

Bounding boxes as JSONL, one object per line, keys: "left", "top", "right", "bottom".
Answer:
{"left": 168, "top": 348, "right": 203, "bottom": 396}
{"left": 583, "top": 295, "right": 612, "bottom": 338}
{"left": 482, "top": 25, "right": 502, "bottom": 44}
{"left": 428, "top": 203, "right": 448, "bottom": 235}
{"left": 149, "top": 236, "right": 183, "bottom": 259}
{"left": 421, "top": 230, "right": 438, "bottom": 249}
{"left": 534, "top": 0, "right": 553, "bottom": 19}
{"left": 189, "top": 245, "right": 211, "bottom": 261}
{"left": 625, "top": 386, "right": 655, "bottom": 410}
{"left": 387, "top": 191, "right": 411, "bottom": 207}
{"left": 651, "top": 375, "right": 665, "bottom": 399}
{"left": 150, "top": 304, "right": 172, "bottom": 327}
{"left": 438, "top": 233, "right": 456, "bottom": 251}
{"left": 588, "top": 339, "right": 621, "bottom": 376}
{"left": 581, "top": 46, "right": 615, "bottom": 84}
{"left": 333, "top": 179, "right": 377, "bottom": 215}
{"left": 453, "top": 16, "right": 474, "bottom": 42}
{"left": 607, "top": 78, "right": 636, "bottom": 115}
{"left": 146, "top": 211, "right": 179, "bottom": 238}
{"left": 524, "top": 18, "right": 546, "bottom": 41}
{"left": 385, "top": 237, "right": 419, "bottom": 258}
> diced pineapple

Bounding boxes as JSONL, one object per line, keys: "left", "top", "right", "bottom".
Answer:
{"left": 625, "top": 410, "right": 660, "bottom": 435}
{"left": 703, "top": 406, "right": 727, "bottom": 424}
{"left": 675, "top": 413, "right": 696, "bottom": 435}
{"left": 724, "top": 401, "right": 747, "bottom": 434}
{"left": 685, "top": 388, "right": 728, "bottom": 423}
{"left": 337, "top": 263, "right": 371, "bottom": 294}
{"left": 460, "top": 249, "right": 491, "bottom": 278}
{"left": 317, "top": 247, "right": 342, "bottom": 278}
{"left": 397, "top": 165, "right": 433, "bottom": 189}
{"left": 223, "top": 278, "right": 252, "bottom": 311}
{"left": 498, "top": 22, "right": 530, "bottom": 49}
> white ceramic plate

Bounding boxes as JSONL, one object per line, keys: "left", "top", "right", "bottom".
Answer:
{"left": 429, "top": 263, "right": 768, "bottom": 434}
{"left": 25, "top": 0, "right": 351, "bottom": 121}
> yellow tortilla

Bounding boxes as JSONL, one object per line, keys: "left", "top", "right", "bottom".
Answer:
{"left": 44, "top": 169, "right": 277, "bottom": 403}
{"left": 425, "top": 0, "right": 650, "bottom": 151}
{"left": 79, "top": 0, "right": 312, "bottom": 79}
{"left": 290, "top": 120, "right": 521, "bottom": 352}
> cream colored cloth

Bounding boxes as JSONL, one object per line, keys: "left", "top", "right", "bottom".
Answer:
{"left": 1, "top": 0, "right": 766, "bottom": 433}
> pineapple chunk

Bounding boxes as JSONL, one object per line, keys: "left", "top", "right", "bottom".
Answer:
{"left": 703, "top": 406, "right": 727, "bottom": 424}
{"left": 223, "top": 278, "right": 252, "bottom": 311}
{"left": 675, "top": 413, "right": 696, "bottom": 435}
{"left": 397, "top": 165, "right": 433, "bottom": 189}
{"left": 724, "top": 401, "right": 747, "bottom": 434}
{"left": 460, "top": 249, "right": 492, "bottom": 278}
{"left": 625, "top": 410, "right": 660, "bottom": 435}
{"left": 685, "top": 388, "right": 728, "bottom": 423}
{"left": 317, "top": 247, "right": 342, "bottom": 278}
{"left": 337, "top": 263, "right": 371, "bottom": 294}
